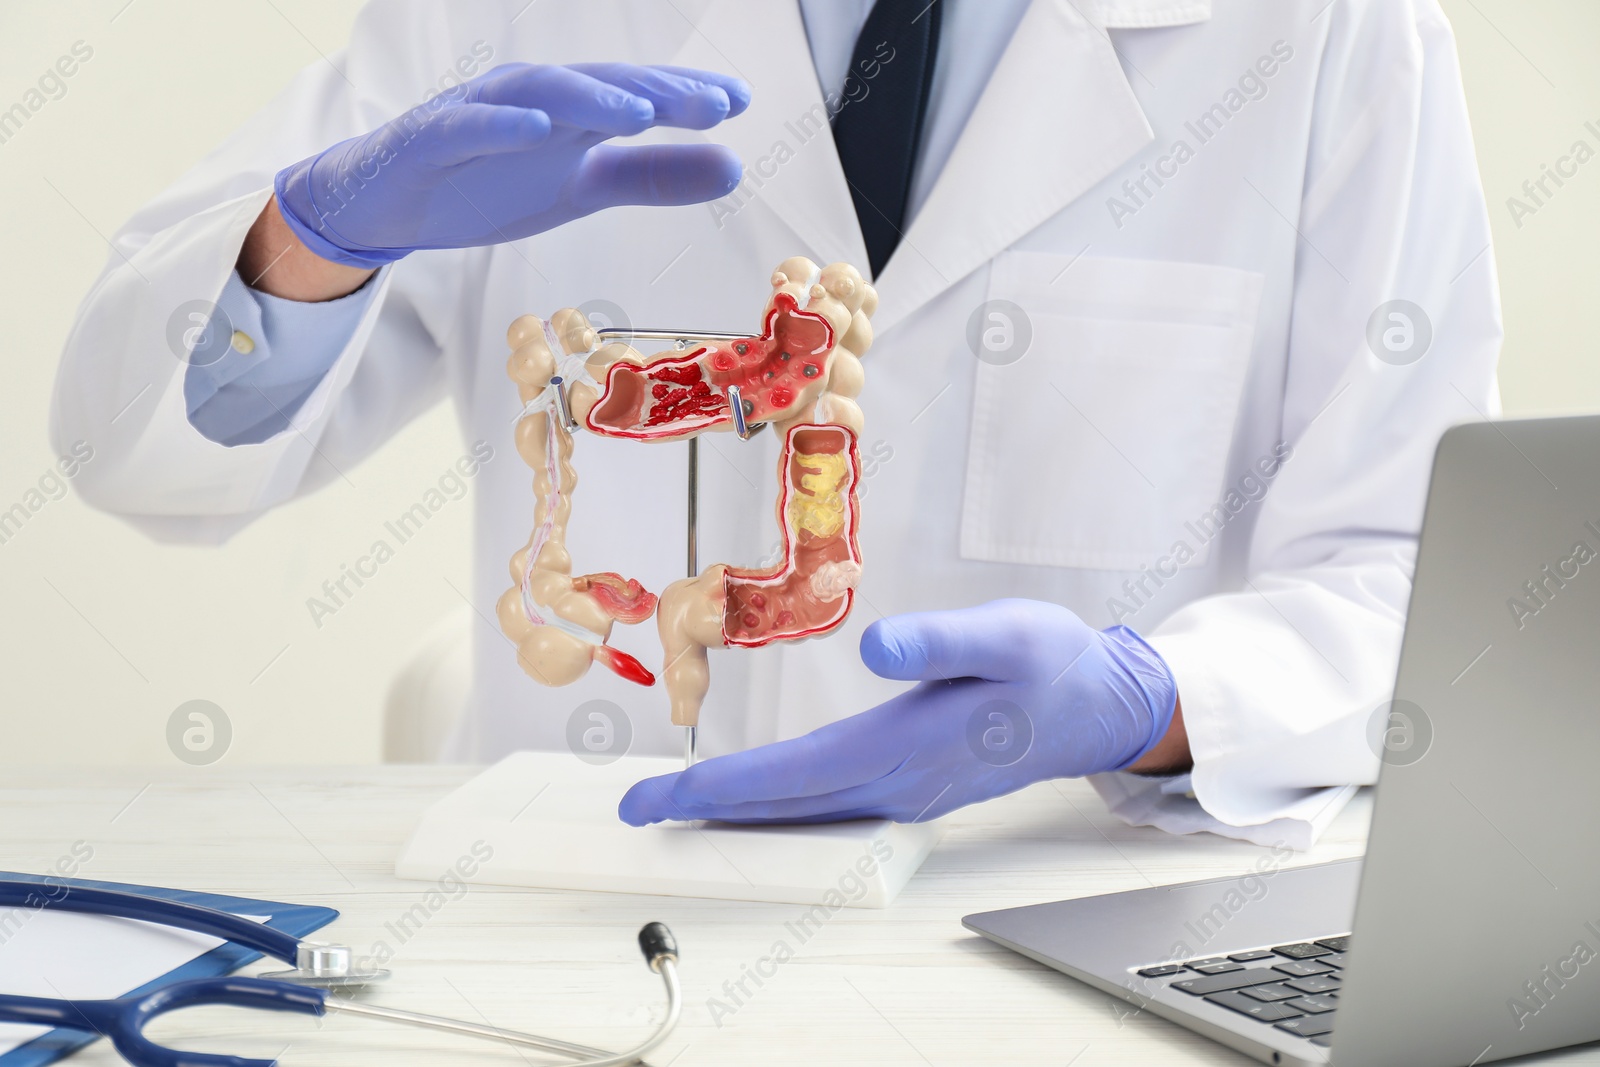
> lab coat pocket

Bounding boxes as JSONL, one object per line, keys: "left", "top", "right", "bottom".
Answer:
{"left": 961, "top": 252, "right": 1263, "bottom": 571}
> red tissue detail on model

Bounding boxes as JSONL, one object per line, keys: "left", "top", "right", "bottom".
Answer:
{"left": 573, "top": 572, "right": 658, "bottom": 624}
{"left": 585, "top": 293, "right": 837, "bottom": 440}
{"left": 594, "top": 644, "right": 657, "bottom": 687}
{"left": 721, "top": 425, "right": 861, "bottom": 648}
{"left": 643, "top": 374, "right": 721, "bottom": 429}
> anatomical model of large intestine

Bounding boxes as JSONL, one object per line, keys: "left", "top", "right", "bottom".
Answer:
{"left": 497, "top": 257, "right": 877, "bottom": 732}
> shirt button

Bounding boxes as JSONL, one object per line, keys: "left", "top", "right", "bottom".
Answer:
{"left": 230, "top": 330, "right": 256, "bottom": 355}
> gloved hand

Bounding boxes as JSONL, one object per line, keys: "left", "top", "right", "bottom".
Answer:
{"left": 618, "top": 599, "right": 1179, "bottom": 825}
{"left": 274, "top": 63, "right": 750, "bottom": 268}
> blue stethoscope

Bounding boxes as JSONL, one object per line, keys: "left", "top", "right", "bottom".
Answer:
{"left": 0, "top": 880, "right": 681, "bottom": 1067}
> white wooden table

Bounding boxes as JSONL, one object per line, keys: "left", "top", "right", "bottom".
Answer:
{"left": 0, "top": 768, "right": 1592, "bottom": 1066}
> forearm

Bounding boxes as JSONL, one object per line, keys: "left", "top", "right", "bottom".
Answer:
{"left": 1127, "top": 697, "right": 1191, "bottom": 776}
{"left": 237, "top": 196, "right": 374, "bottom": 302}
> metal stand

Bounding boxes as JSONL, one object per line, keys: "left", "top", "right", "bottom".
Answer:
{"left": 684, "top": 435, "right": 699, "bottom": 768}
{"left": 591, "top": 327, "right": 756, "bottom": 771}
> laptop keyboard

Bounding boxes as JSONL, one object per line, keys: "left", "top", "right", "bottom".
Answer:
{"left": 1134, "top": 936, "right": 1350, "bottom": 1048}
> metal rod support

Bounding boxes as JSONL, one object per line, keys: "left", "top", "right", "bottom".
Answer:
{"left": 549, "top": 375, "right": 578, "bottom": 431}
{"left": 686, "top": 437, "right": 699, "bottom": 579}
{"left": 685, "top": 434, "right": 699, "bottom": 770}
{"left": 727, "top": 384, "right": 749, "bottom": 439}
{"left": 591, "top": 326, "right": 757, "bottom": 773}
{"left": 593, "top": 328, "right": 750, "bottom": 344}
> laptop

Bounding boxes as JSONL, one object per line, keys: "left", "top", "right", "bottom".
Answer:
{"left": 964, "top": 415, "right": 1600, "bottom": 1067}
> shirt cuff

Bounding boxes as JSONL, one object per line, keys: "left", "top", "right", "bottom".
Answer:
{"left": 1087, "top": 772, "right": 1357, "bottom": 851}
{"left": 184, "top": 268, "right": 381, "bottom": 445}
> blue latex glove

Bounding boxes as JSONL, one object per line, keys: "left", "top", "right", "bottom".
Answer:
{"left": 618, "top": 599, "right": 1179, "bottom": 825}
{"left": 275, "top": 63, "right": 750, "bottom": 268}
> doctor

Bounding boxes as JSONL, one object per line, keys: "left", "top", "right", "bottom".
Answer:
{"left": 51, "top": 0, "right": 1500, "bottom": 847}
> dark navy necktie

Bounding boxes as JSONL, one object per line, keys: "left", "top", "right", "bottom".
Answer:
{"left": 831, "top": 0, "right": 943, "bottom": 279}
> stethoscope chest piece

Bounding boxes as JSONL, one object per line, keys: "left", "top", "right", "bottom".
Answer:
{"left": 257, "top": 941, "right": 391, "bottom": 989}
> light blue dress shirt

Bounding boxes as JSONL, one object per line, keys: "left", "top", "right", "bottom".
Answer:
{"left": 190, "top": 0, "right": 1032, "bottom": 445}
{"left": 186, "top": 269, "right": 381, "bottom": 445}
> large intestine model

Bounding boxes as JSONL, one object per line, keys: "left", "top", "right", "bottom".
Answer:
{"left": 496, "top": 257, "right": 877, "bottom": 748}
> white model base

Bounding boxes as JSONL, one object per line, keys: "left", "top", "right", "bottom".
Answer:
{"left": 395, "top": 751, "right": 941, "bottom": 908}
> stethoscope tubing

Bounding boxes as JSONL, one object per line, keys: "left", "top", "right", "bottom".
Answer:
{"left": 327, "top": 958, "right": 682, "bottom": 1066}
{"left": 0, "top": 879, "right": 681, "bottom": 1067}
{"left": 0, "top": 881, "right": 302, "bottom": 963}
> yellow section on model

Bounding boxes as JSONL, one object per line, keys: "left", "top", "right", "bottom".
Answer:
{"left": 788, "top": 451, "right": 850, "bottom": 539}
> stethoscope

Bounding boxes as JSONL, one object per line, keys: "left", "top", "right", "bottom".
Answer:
{"left": 0, "top": 880, "right": 681, "bottom": 1067}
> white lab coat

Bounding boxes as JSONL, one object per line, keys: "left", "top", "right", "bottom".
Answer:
{"left": 50, "top": 0, "right": 1501, "bottom": 846}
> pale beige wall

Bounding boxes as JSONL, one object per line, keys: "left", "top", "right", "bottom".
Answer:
{"left": 0, "top": 2, "right": 1593, "bottom": 766}
{"left": 1442, "top": 0, "right": 1600, "bottom": 416}
{"left": 0, "top": 1, "right": 463, "bottom": 766}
